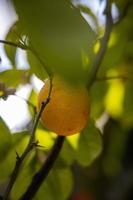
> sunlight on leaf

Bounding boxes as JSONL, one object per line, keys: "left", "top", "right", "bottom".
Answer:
{"left": 36, "top": 129, "right": 55, "bottom": 150}
{"left": 104, "top": 70, "right": 125, "bottom": 117}
{"left": 93, "top": 40, "right": 100, "bottom": 54}
{"left": 67, "top": 134, "right": 80, "bottom": 150}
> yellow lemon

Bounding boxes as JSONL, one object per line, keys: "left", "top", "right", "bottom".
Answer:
{"left": 38, "top": 75, "right": 90, "bottom": 136}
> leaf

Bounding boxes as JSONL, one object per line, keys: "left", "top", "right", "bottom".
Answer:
{"left": 60, "top": 139, "right": 76, "bottom": 166}
{"left": 122, "top": 81, "right": 133, "bottom": 126}
{"left": 102, "top": 119, "right": 127, "bottom": 177}
{"left": 0, "top": 131, "right": 30, "bottom": 179}
{"left": 28, "top": 88, "right": 37, "bottom": 117}
{"left": 27, "top": 50, "right": 48, "bottom": 81}
{"left": 104, "top": 77, "right": 125, "bottom": 118}
{"left": 35, "top": 129, "right": 55, "bottom": 150}
{"left": 76, "top": 120, "right": 102, "bottom": 166}
{"left": 0, "top": 117, "right": 12, "bottom": 160}
{"left": 11, "top": 154, "right": 35, "bottom": 200}
{"left": 13, "top": 0, "right": 96, "bottom": 83}
{"left": 76, "top": 4, "right": 99, "bottom": 33}
{"left": 0, "top": 69, "right": 30, "bottom": 87}
{"left": 4, "top": 22, "right": 19, "bottom": 66}
{"left": 90, "top": 81, "right": 108, "bottom": 119}
{"left": 36, "top": 168, "right": 73, "bottom": 200}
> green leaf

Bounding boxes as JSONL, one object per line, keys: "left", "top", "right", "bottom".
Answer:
{"left": 11, "top": 154, "right": 35, "bottom": 200}
{"left": 90, "top": 81, "right": 108, "bottom": 119}
{"left": 0, "top": 131, "right": 30, "bottom": 179}
{"left": 4, "top": 22, "right": 19, "bottom": 66}
{"left": 13, "top": 0, "right": 96, "bottom": 84}
{"left": 0, "top": 69, "right": 30, "bottom": 87}
{"left": 28, "top": 88, "right": 37, "bottom": 117}
{"left": 36, "top": 168, "right": 73, "bottom": 200}
{"left": 35, "top": 129, "right": 55, "bottom": 150}
{"left": 76, "top": 4, "right": 99, "bottom": 33}
{"left": 27, "top": 50, "right": 48, "bottom": 81}
{"left": 0, "top": 117, "right": 12, "bottom": 160}
{"left": 76, "top": 120, "right": 102, "bottom": 166}
{"left": 102, "top": 119, "right": 127, "bottom": 177}
{"left": 122, "top": 81, "right": 133, "bottom": 126}
{"left": 60, "top": 139, "right": 76, "bottom": 166}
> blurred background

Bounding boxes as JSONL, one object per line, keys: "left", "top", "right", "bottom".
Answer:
{"left": 0, "top": 0, "right": 133, "bottom": 199}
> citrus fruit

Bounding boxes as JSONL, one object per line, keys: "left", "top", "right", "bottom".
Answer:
{"left": 38, "top": 75, "right": 90, "bottom": 136}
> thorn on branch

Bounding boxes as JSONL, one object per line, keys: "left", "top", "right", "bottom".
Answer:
{"left": 15, "top": 151, "right": 20, "bottom": 161}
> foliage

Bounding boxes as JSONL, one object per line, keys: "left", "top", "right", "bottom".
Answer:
{"left": 0, "top": 0, "right": 133, "bottom": 199}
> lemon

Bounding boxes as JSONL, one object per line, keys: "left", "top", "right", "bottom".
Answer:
{"left": 38, "top": 75, "right": 90, "bottom": 136}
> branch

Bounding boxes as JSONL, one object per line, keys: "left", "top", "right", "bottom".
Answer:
{"left": 0, "top": 40, "right": 52, "bottom": 77}
{"left": 3, "top": 78, "right": 53, "bottom": 200}
{"left": 20, "top": 135, "right": 65, "bottom": 200}
{"left": 87, "top": 0, "right": 113, "bottom": 89}
{"left": 0, "top": 40, "right": 28, "bottom": 50}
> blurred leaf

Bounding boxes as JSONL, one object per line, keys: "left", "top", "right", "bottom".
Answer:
{"left": 35, "top": 129, "right": 55, "bottom": 150}
{"left": 13, "top": 0, "right": 96, "bottom": 83}
{"left": 99, "top": 3, "right": 133, "bottom": 74}
{"left": 60, "top": 139, "right": 76, "bottom": 166}
{"left": 28, "top": 88, "right": 37, "bottom": 117}
{"left": 99, "top": 31, "right": 126, "bottom": 74}
{"left": 4, "top": 22, "right": 20, "bottom": 66}
{"left": 11, "top": 153, "right": 35, "bottom": 200}
{"left": 0, "top": 69, "right": 30, "bottom": 87}
{"left": 90, "top": 81, "right": 108, "bottom": 119}
{"left": 103, "top": 119, "right": 127, "bottom": 177}
{"left": 123, "top": 81, "right": 133, "bottom": 126}
{"left": 12, "top": 132, "right": 30, "bottom": 155}
{"left": 76, "top": 120, "right": 102, "bottom": 166}
{"left": 104, "top": 70, "right": 125, "bottom": 118}
{"left": 76, "top": 4, "right": 99, "bottom": 33}
{"left": 36, "top": 168, "right": 73, "bottom": 200}
{"left": 0, "top": 117, "right": 12, "bottom": 160}
{"left": 67, "top": 134, "right": 80, "bottom": 150}
{"left": 0, "top": 131, "right": 29, "bottom": 179}
{"left": 27, "top": 50, "right": 48, "bottom": 81}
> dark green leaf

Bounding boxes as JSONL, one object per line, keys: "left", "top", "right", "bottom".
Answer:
{"left": 36, "top": 168, "right": 73, "bottom": 200}
{"left": 60, "top": 139, "right": 76, "bottom": 166}
{"left": 76, "top": 120, "right": 102, "bottom": 166}
{"left": 90, "top": 81, "right": 108, "bottom": 119}
{"left": 0, "top": 117, "right": 12, "bottom": 160}
{"left": 4, "top": 22, "right": 19, "bottom": 66}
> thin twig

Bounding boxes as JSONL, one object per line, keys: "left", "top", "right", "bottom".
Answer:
{"left": 87, "top": 0, "right": 113, "bottom": 89}
{"left": 3, "top": 78, "right": 53, "bottom": 200}
{"left": 0, "top": 40, "right": 27, "bottom": 50}
{"left": 20, "top": 136, "right": 65, "bottom": 200}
